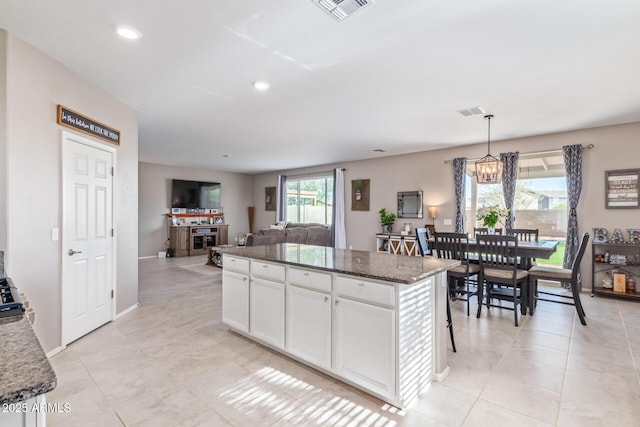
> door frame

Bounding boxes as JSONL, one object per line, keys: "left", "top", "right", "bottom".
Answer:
{"left": 60, "top": 130, "right": 117, "bottom": 348}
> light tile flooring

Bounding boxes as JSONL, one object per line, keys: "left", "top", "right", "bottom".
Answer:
{"left": 46, "top": 256, "right": 640, "bottom": 426}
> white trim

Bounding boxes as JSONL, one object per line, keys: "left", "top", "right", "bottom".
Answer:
{"left": 115, "top": 303, "right": 139, "bottom": 319}
{"left": 60, "top": 130, "right": 118, "bottom": 348}
{"left": 46, "top": 346, "right": 63, "bottom": 358}
{"left": 138, "top": 255, "right": 157, "bottom": 260}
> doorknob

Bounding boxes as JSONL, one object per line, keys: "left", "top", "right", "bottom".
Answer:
{"left": 68, "top": 249, "right": 83, "bottom": 256}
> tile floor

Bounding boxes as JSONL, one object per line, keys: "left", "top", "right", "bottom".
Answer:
{"left": 46, "top": 256, "right": 640, "bottom": 426}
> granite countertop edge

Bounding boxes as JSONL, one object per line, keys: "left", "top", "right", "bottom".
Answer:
{"left": 0, "top": 315, "right": 57, "bottom": 405}
{"left": 217, "top": 244, "right": 460, "bottom": 284}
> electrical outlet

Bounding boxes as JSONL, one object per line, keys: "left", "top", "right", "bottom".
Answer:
{"left": 51, "top": 228, "right": 59, "bottom": 241}
{"left": 443, "top": 219, "right": 452, "bottom": 226}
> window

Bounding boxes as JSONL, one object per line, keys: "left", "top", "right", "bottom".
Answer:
{"left": 465, "top": 153, "right": 567, "bottom": 266}
{"left": 286, "top": 175, "right": 334, "bottom": 225}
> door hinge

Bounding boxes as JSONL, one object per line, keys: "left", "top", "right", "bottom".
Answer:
{"left": 111, "top": 167, "right": 114, "bottom": 176}
{"left": 111, "top": 290, "right": 114, "bottom": 299}
{"left": 111, "top": 228, "right": 114, "bottom": 237}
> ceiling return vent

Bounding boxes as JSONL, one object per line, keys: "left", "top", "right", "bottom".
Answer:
{"left": 313, "top": 0, "right": 374, "bottom": 21}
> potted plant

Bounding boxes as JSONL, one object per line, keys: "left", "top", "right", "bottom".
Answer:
{"left": 476, "top": 205, "right": 509, "bottom": 233}
{"left": 379, "top": 208, "right": 396, "bottom": 233}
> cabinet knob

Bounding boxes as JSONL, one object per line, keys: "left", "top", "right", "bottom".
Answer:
{"left": 335, "top": 300, "right": 340, "bottom": 305}
{"left": 243, "top": 277, "right": 247, "bottom": 282}
{"left": 324, "top": 296, "right": 329, "bottom": 302}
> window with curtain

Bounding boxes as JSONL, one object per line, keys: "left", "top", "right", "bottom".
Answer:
{"left": 464, "top": 152, "right": 567, "bottom": 267}
{"left": 285, "top": 175, "right": 334, "bottom": 225}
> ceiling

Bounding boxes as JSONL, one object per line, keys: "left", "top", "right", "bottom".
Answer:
{"left": 1, "top": 0, "right": 639, "bottom": 174}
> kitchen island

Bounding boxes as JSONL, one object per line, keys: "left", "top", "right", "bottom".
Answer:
{"left": 0, "top": 314, "right": 57, "bottom": 426}
{"left": 219, "top": 243, "right": 459, "bottom": 409}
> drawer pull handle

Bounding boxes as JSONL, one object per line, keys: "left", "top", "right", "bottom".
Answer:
{"left": 262, "top": 265, "right": 268, "bottom": 268}
{"left": 357, "top": 283, "right": 365, "bottom": 287}
{"left": 303, "top": 272, "right": 309, "bottom": 276}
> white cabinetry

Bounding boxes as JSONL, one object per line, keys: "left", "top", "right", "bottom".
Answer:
{"left": 333, "top": 275, "right": 396, "bottom": 397}
{"left": 222, "top": 269, "right": 249, "bottom": 332}
{"left": 249, "top": 260, "right": 286, "bottom": 349}
{"left": 220, "top": 253, "right": 446, "bottom": 409}
{"left": 250, "top": 277, "right": 285, "bottom": 348}
{"left": 286, "top": 269, "right": 332, "bottom": 369}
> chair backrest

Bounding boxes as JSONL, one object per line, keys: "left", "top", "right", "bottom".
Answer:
{"left": 506, "top": 228, "right": 539, "bottom": 242}
{"left": 571, "top": 232, "right": 590, "bottom": 280}
{"left": 433, "top": 232, "right": 469, "bottom": 261}
{"left": 474, "top": 227, "right": 503, "bottom": 235}
{"left": 476, "top": 234, "right": 519, "bottom": 272}
{"left": 415, "top": 228, "right": 429, "bottom": 256}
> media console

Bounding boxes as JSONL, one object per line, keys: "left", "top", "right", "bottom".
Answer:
{"left": 169, "top": 225, "right": 228, "bottom": 257}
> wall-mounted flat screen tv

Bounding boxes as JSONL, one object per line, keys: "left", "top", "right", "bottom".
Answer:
{"left": 171, "top": 179, "right": 221, "bottom": 209}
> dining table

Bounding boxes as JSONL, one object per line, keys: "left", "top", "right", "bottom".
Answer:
{"left": 430, "top": 237, "right": 559, "bottom": 315}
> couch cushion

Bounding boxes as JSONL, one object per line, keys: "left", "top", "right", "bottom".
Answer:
{"left": 285, "top": 227, "right": 309, "bottom": 243}
{"left": 306, "top": 226, "right": 331, "bottom": 246}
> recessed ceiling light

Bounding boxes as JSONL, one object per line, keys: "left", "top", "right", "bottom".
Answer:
{"left": 252, "top": 81, "right": 271, "bottom": 91}
{"left": 116, "top": 26, "right": 141, "bottom": 40}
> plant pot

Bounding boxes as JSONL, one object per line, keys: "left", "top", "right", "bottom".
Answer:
{"left": 382, "top": 225, "right": 393, "bottom": 233}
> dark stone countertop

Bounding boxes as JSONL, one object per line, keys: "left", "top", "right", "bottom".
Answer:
{"left": 218, "top": 243, "right": 459, "bottom": 284}
{"left": 0, "top": 314, "right": 57, "bottom": 404}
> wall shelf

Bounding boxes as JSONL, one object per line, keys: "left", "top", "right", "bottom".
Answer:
{"left": 591, "top": 242, "right": 640, "bottom": 300}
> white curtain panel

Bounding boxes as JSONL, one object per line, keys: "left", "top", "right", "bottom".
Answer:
{"left": 333, "top": 168, "right": 347, "bottom": 249}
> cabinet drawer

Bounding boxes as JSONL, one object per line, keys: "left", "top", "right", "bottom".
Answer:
{"left": 288, "top": 267, "right": 332, "bottom": 293}
{"left": 251, "top": 260, "right": 286, "bottom": 282}
{"left": 335, "top": 275, "right": 396, "bottom": 307}
{"left": 223, "top": 255, "right": 249, "bottom": 274}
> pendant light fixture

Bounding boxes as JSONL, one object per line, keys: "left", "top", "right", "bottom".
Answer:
{"left": 475, "top": 114, "right": 502, "bottom": 184}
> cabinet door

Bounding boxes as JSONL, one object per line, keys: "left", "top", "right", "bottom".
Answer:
{"left": 286, "top": 285, "right": 331, "bottom": 369}
{"left": 334, "top": 297, "right": 396, "bottom": 398}
{"left": 222, "top": 270, "right": 249, "bottom": 332}
{"left": 250, "top": 277, "right": 285, "bottom": 348}
{"left": 178, "top": 227, "right": 189, "bottom": 253}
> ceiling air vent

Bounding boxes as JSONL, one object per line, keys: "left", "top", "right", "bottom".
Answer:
{"left": 314, "top": 0, "right": 373, "bottom": 21}
{"left": 457, "top": 106, "right": 486, "bottom": 117}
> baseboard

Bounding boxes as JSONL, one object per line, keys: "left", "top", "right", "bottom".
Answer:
{"left": 434, "top": 365, "right": 450, "bottom": 382}
{"left": 115, "top": 303, "right": 140, "bottom": 319}
{"left": 46, "top": 346, "right": 63, "bottom": 358}
{"left": 138, "top": 255, "right": 157, "bottom": 260}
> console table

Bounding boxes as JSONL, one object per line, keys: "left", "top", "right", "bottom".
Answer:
{"left": 376, "top": 233, "right": 420, "bottom": 256}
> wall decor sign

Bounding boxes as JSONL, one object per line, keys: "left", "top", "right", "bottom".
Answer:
{"left": 606, "top": 169, "right": 639, "bottom": 209}
{"left": 57, "top": 105, "right": 121, "bottom": 145}
{"left": 351, "top": 179, "right": 370, "bottom": 211}
{"left": 265, "top": 187, "right": 276, "bottom": 211}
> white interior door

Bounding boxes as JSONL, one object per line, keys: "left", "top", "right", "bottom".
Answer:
{"left": 62, "top": 132, "right": 114, "bottom": 345}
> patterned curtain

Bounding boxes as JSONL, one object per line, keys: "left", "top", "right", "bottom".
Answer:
{"left": 453, "top": 158, "right": 467, "bottom": 233}
{"left": 563, "top": 145, "right": 583, "bottom": 279}
{"left": 500, "top": 152, "right": 519, "bottom": 230}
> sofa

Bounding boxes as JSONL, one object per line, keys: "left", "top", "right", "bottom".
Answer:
{"left": 246, "top": 223, "right": 332, "bottom": 247}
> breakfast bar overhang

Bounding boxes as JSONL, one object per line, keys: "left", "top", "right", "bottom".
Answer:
{"left": 218, "top": 243, "right": 459, "bottom": 409}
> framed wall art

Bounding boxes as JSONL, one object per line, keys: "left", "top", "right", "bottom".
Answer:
{"left": 605, "top": 169, "right": 639, "bottom": 209}
{"left": 351, "top": 179, "right": 370, "bottom": 211}
{"left": 265, "top": 186, "right": 276, "bottom": 211}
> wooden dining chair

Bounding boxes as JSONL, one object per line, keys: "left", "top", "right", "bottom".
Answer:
{"left": 433, "top": 232, "right": 481, "bottom": 317}
{"left": 476, "top": 234, "right": 529, "bottom": 326}
{"left": 527, "top": 232, "right": 589, "bottom": 325}
{"left": 416, "top": 228, "right": 456, "bottom": 352}
{"left": 506, "top": 228, "right": 539, "bottom": 269}
{"left": 474, "top": 227, "right": 503, "bottom": 235}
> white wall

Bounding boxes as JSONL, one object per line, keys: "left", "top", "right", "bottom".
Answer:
{"left": 251, "top": 121, "right": 640, "bottom": 290}
{"left": 138, "top": 162, "right": 254, "bottom": 257}
{"left": 3, "top": 32, "right": 139, "bottom": 352}
{"left": 0, "top": 31, "right": 7, "bottom": 252}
